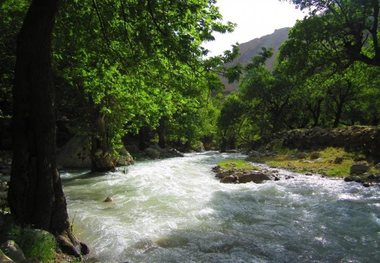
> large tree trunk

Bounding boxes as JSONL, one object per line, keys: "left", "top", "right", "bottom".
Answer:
{"left": 8, "top": 0, "right": 88, "bottom": 257}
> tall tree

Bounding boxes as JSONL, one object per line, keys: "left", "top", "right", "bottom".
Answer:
{"left": 8, "top": 0, "right": 87, "bottom": 257}
{"left": 285, "top": 0, "right": 380, "bottom": 66}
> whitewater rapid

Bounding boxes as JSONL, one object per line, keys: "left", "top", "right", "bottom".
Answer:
{"left": 61, "top": 152, "right": 380, "bottom": 263}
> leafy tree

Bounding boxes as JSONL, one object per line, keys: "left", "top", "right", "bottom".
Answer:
{"left": 239, "top": 48, "right": 293, "bottom": 135}
{"left": 51, "top": 0, "right": 234, "bottom": 170}
{"left": 7, "top": 0, "right": 233, "bottom": 256}
{"left": 217, "top": 94, "right": 248, "bottom": 151}
{"left": 284, "top": 0, "right": 380, "bottom": 67}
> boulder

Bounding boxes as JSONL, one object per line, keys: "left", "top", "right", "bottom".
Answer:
{"left": 289, "top": 152, "right": 307, "bottom": 159}
{"left": 145, "top": 147, "right": 161, "bottom": 159}
{"left": 57, "top": 135, "right": 134, "bottom": 169}
{"left": 160, "top": 148, "right": 184, "bottom": 158}
{"left": 367, "top": 174, "right": 380, "bottom": 182}
{"left": 310, "top": 152, "right": 321, "bottom": 160}
{"left": 350, "top": 162, "right": 369, "bottom": 175}
{"left": 103, "top": 196, "right": 113, "bottom": 202}
{"left": 238, "top": 172, "right": 272, "bottom": 184}
{"left": 56, "top": 135, "right": 92, "bottom": 168}
{"left": 1, "top": 240, "right": 25, "bottom": 262}
{"left": 220, "top": 176, "right": 237, "bottom": 184}
{"left": 344, "top": 175, "right": 364, "bottom": 183}
{"left": 334, "top": 157, "right": 344, "bottom": 164}
{"left": 116, "top": 147, "right": 134, "bottom": 166}
{"left": 213, "top": 168, "right": 235, "bottom": 179}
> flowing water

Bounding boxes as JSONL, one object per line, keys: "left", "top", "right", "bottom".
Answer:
{"left": 62, "top": 152, "right": 380, "bottom": 263}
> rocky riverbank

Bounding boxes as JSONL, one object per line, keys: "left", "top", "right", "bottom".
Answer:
{"left": 257, "top": 126, "right": 380, "bottom": 161}
{"left": 246, "top": 147, "right": 380, "bottom": 187}
{"left": 212, "top": 159, "right": 280, "bottom": 184}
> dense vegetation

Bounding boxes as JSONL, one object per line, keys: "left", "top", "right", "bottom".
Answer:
{"left": 1, "top": 0, "right": 379, "bottom": 259}
{"left": 218, "top": 0, "right": 380, "bottom": 149}
{"left": 0, "top": 0, "right": 236, "bottom": 258}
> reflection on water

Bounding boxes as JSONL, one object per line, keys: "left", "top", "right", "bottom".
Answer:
{"left": 62, "top": 152, "right": 380, "bottom": 263}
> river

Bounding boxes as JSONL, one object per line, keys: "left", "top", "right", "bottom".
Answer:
{"left": 61, "top": 152, "right": 380, "bottom": 263}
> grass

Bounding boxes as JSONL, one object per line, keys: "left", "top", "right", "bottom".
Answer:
{"left": 255, "top": 147, "right": 357, "bottom": 177}
{"left": 3, "top": 224, "right": 57, "bottom": 262}
{"left": 218, "top": 159, "right": 259, "bottom": 171}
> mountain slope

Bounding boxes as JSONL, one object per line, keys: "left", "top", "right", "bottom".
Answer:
{"left": 223, "top": 27, "right": 290, "bottom": 92}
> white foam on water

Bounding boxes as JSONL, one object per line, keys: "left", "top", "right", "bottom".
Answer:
{"left": 63, "top": 152, "right": 380, "bottom": 262}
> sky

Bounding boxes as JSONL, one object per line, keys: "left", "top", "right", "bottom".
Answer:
{"left": 204, "top": 0, "right": 306, "bottom": 56}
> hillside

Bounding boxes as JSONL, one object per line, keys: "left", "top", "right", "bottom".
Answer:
{"left": 223, "top": 27, "right": 290, "bottom": 92}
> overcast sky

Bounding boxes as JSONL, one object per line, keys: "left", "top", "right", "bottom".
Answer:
{"left": 204, "top": 0, "right": 306, "bottom": 56}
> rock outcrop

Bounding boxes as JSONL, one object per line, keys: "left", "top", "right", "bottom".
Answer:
{"left": 278, "top": 126, "right": 380, "bottom": 161}
{"left": 56, "top": 135, "right": 134, "bottom": 169}
{"left": 143, "top": 145, "right": 184, "bottom": 159}
{"left": 212, "top": 165, "right": 276, "bottom": 184}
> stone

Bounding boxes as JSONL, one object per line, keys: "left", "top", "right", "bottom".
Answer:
{"left": 1, "top": 240, "right": 25, "bottom": 262}
{"left": 56, "top": 135, "right": 92, "bottom": 168}
{"left": 160, "top": 148, "right": 184, "bottom": 158}
{"left": 145, "top": 147, "right": 161, "bottom": 159}
{"left": 344, "top": 176, "right": 364, "bottom": 183}
{"left": 350, "top": 162, "right": 369, "bottom": 175}
{"left": 104, "top": 196, "right": 113, "bottom": 202}
{"left": 353, "top": 154, "right": 367, "bottom": 162}
{"left": 213, "top": 167, "right": 235, "bottom": 179}
{"left": 56, "top": 234, "right": 81, "bottom": 258}
{"left": 367, "top": 174, "right": 380, "bottom": 182}
{"left": 310, "top": 152, "right": 321, "bottom": 160}
{"left": 220, "top": 176, "right": 237, "bottom": 184}
{"left": 238, "top": 172, "right": 271, "bottom": 184}
{"left": 293, "top": 152, "right": 307, "bottom": 159}
{"left": 79, "top": 242, "right": 90, "bottom": 255}
{"left": 115, "top": 146, "right": 135, "bottom": 166}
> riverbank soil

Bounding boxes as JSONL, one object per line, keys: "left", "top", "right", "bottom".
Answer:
{"left": 245, "top": 126, "right": 380, "bottom": 187}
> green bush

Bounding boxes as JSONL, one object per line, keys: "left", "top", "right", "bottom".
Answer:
{"left": 5, "top": 225, "right": 56, "bottom": 262}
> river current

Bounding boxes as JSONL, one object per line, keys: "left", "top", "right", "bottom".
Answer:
{"left": 61, "top": 152, "right": 380, "bottom": 263}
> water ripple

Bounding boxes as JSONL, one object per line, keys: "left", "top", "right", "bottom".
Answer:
{"left": 64, "top": 152, "right": 380, "bottom": 263}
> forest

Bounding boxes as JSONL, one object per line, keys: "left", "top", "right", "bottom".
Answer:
{"left": 0, "top": 0, "right": 380, "bottom": 262}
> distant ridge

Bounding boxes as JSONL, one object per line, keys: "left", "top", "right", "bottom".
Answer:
{"left": 223, "top": 27, "right": 290, "bottom": 92}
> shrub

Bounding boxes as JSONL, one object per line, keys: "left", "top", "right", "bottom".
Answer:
{"left": 5, "top": 225, "right": 56, "bottom": 262}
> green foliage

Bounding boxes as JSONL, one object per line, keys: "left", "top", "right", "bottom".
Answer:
{"left": 263, "top": 147, "right": 354, "bottom": 177}
{"left": 216, "top": 0, "right": 380, "bottom": 149}
{"left": 50, "top": 0, "right": 235, "bottom": 155}
{"left": 4, "top": 225, "right": 56, "bottom": 262}
{"left": 0, "top": 0, "right": 28, "bottom": 116}
{"left": 285, "top": 0, "right": 380, "bottom": 67}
